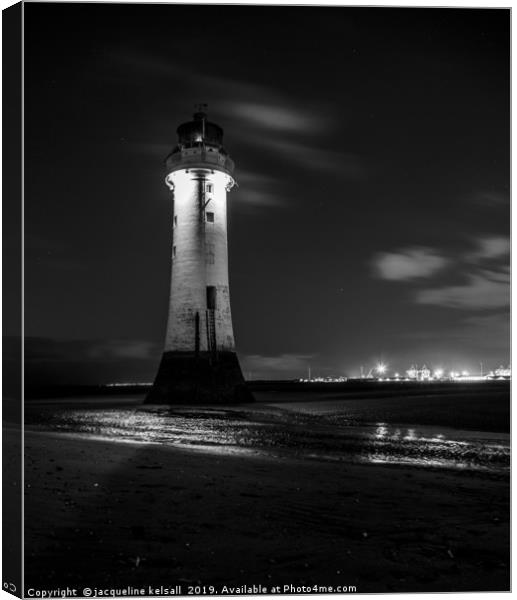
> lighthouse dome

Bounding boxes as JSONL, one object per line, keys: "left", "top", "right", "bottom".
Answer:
{"left": 177, "top": 111, "right": 224, "bottom": 149}
{"left": 166, "top": 108, "right": 234, "bottom": 176}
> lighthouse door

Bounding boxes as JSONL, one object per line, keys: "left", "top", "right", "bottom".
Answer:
{"left": 206, "top": 286, "right": 217, "bottom": 309}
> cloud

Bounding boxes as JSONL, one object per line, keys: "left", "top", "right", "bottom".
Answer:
{"left": 416, "top": 268, "right": 509, "bottom": 309}
{"left": 87, "top": 339, "right": 158, "bottom": 360}
{"left": 372, "top": 247, "right": 448, "bottom": 281}
{"left": 222, "top": 102, "right": 325, "bottom": 133}
{"left": 472, "top": 190, "right": 509, "bottom": 206}
{"left": 466, "top": 236, "right": 510, "bottom": 261}
{"left": 126, "top": 141, "right": 172, "bottom": 159}
{"left": 221, "top": 99, "right": 362, "bottom": 177}
{"left": 259, "top": 138, "right": 363, "bottom": 176}
{"left": 240, "top": 353, "right": 313, "bottom": 376}
{"left": 233, "top": 170, "right": 285, "bottom": 207}
{"left": 398, "top": 312, "right": 509, "bottom": 363}
{"left": 106, "top": 49, "right": 363, "bottom": 180}
{"left": 221, "top": 101, "right": 363, "bottom": 176}
{"left": 373, "top": 236, "right": 509, "bottom": 311}
{"left": 24, "top": 337, "right": 161, "bottom": 386}
{"left": 25, "top": 337, "right": 161, "bottom": 362}
{"left": 460, "top": 312, "right": 510, "bottom": 345}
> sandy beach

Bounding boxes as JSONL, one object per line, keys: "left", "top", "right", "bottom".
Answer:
{"left": 20, "top": 389, "right": 509, "bottom": 594}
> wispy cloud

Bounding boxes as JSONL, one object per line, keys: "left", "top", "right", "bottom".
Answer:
{"left": 472, "top": 190, "right": 509, "bottom": 206}
{"left": 25, "top": 337, "right": 161, "bottom": 362}
{"left": 223, "top": 98, "right": 361, "bottom": 177}
{"left": 24, "top": 337, "right": 161, "bottom": 386}
{"left": 222, "top": 102, "right": 325, "bottom": 133}
{"left": 126, "top": 141, "right": 172, "bottom": 159}
{"left": 260, "top": 138, "right": 363, "bottom": 175}
{"left": 460, "top": 312, "right": 510, "bottom": 345}
{"left": 389, "top": 311, "right": 509, "bottom": 359}
{"left": 466, "top": 235, "right": 510, "bottom": 261}
{"left": 106, "top": 48, "right": 363, "bottom": 182}
{"left": 88, "top": 339, "right": 159, "bottom": 360}
{"left": 240, "top": 353, "right": 313, "bottom": 377}
{"left": 372, "top": 247, "right": 448, "bottom": 281}
{"left": 233, "top": 170, "right": 285, "bottom": 207}
{"left": 372, "top": 233, "right": 509, "bottom": 312}
{"left": 416, "top": 268, "right": 509, "bottom": 309}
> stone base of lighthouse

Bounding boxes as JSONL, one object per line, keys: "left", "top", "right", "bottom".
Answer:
{"left": 145, "top": 351, "right": 253, "bottom": 404}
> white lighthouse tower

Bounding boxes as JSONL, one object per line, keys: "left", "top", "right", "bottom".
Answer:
{"left": 147, "top": 108, "right": 252, "bottom": 403}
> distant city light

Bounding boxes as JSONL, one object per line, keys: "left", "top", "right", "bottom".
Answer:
{"left": 299, "top": 376, "right": 347, "bottom": 383}
{"left": 406, "top": 364, "right": 431, "bottom": 381}
{"left": 107, "top": 382, "right": 152, "bottom": 387}
{"left": 494, "top": 366, "right": 511, "bottom": 378}
{"left": 298, "top": 362, "right": 510, "bottom": 384}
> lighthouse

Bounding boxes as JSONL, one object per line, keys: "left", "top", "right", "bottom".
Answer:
{"left": 146, "top": 108, "right": 252, "bottom": 404}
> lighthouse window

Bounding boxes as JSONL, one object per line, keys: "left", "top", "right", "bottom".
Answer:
{"left": 206, "top": 184, "right": 213, "bottom": 193}
{"left": 206, "top": 212, "right": 215, "bottom": 223}
{"left": 174, "top": 215, "right": 178, "bottom": 227}
{"left": 172, "top": 246, "right": 176, "bottom": 258}
{"left": 206, "top": 286, "right": 217, "bottom": 310}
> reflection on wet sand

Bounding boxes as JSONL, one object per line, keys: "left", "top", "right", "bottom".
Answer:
{"left": 367, "top": 422, "right": 509, "bottom": 471}
{"left": 25, "top": 402, "right": 509, "bottom": 474}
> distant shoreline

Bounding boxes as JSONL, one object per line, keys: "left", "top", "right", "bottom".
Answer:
{"left": 24, "top": 378, "right": 510, "bottom": 400}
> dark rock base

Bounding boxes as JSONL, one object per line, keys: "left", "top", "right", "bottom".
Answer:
{"left": 145, "top": 351, "right": 253, "bottom": 404}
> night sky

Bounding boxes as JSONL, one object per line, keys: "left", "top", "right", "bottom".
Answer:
{"left": 21, "top": 4, "right": 510, "bottom": 384}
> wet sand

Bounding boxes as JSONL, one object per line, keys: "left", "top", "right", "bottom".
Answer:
{"left": 24, "top": 394, "right": 510, "bottom": 473}
{"left": 21, "top": 392, "right": 509, "bottom": 594}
